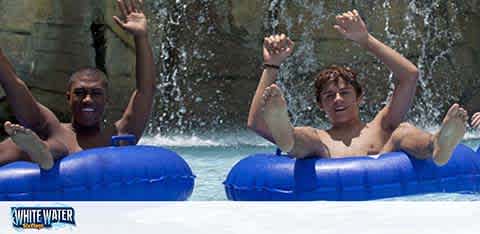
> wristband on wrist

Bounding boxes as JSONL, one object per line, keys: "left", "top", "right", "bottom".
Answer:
{"left": 262, "top": 63, "right": 280, "bottom": 70}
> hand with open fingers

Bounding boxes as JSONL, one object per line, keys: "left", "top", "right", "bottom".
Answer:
{"left": 334, "top": 9, "right": 369, "bottom": 45}
{"left": 263, "top": 34, "right": 295, "bottom": 66}
{"left": 472, "top": 112, "right": 480, "bottom": 128}
{"left": 113, "top": 0, "right": 148, "bottom": 37}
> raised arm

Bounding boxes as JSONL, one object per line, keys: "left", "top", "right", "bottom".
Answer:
{"left": 113, "top": 0, "right": 155, "bottom": 141}
{"left": 0, "top": 49, "right": 57, "bottom": 132}
{"left": 334, "top": 10, "right": 419, "bottom": 131}
{"left": 247, "top": 34, "right": 294, "bottom": 141}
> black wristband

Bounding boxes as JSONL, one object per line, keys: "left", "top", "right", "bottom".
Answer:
{"left": 262, "top": 63, "right": 280, "bottom": 70}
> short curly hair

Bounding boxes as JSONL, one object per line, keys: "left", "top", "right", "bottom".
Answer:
{"left": 314, "top": 65, "right": 362, "bottom": 103}
{"left": 67, "top": 67, "right": 108, "bottom": 91}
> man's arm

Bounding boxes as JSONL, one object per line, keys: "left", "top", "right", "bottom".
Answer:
{"left": 113, "top": 0, "right": 156, "bottom": 141}
{"left": 247, "top": 34, "right": 293, "bottom": 142}
{"left": 0, "top": 49, "right": 58, "bottom": 133}
{"left": 334, "top": 10, "right": 419, "bottom": 131}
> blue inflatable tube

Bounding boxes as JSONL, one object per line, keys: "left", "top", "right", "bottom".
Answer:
{"left": 0, "top": 145, "right": 195, "bottom": 201}
{"left": 224, "top": 144, "right": 480, "bottom": 201}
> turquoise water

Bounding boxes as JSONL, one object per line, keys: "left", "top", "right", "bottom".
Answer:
{"left": 140, "top": 130, "right": 480, "bottom": 201}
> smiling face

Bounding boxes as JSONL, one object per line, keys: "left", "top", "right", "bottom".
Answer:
{"left": 314, "top": 65, "right": 363, "bottom": 126}
{"left": 319, "top": 79, "right": 361, "bottom": 125}
{"left": 66, "top": 69, "right": 108, "bottom": 128}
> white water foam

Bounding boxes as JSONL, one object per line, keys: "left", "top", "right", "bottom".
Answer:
{"left": 140, "top": 131, "right": 274, "bottom": 147}
{"left": 140, "top": 127, "right": 480, "bottom": 147}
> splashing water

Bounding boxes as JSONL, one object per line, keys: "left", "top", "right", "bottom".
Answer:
{"left": 263, "top": 0, "right": 464, "bottom": 129}
{"left": 148, "top": 0, "right": 221, "bottom": 134}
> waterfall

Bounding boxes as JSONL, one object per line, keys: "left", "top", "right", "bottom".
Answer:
{"left": 407, "top": 0, "right": 462, "bottom": 126}
{"left": 148, "top": 0, "right": 219, "bottom": 134}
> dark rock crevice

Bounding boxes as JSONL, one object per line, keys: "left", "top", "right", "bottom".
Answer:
{"left": 90, "top": 21, "right": 107, "bottom": 74}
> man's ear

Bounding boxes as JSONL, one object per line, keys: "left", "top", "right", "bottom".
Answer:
{"left": 66, "top": 92, "right": 71, "bottom": 101}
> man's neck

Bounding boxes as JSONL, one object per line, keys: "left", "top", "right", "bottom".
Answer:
{"left": 70, "top": 121, "right": 102, "bottom": 136}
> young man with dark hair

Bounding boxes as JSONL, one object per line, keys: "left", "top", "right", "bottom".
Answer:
{"left": 248, "top": 10, "right": 468, "bottom": 166}
{"left": 0, "top": 0, "right": 155, "bottom": 170}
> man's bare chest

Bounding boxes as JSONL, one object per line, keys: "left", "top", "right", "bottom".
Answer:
{"left": 322, "top": 127, "right": 390, "bottom": 157}
{"left": 77, "top": 134, "right": 111, "bottom": 149}
{"left": 61, "top": 123, "right": 113, "bottom": 150}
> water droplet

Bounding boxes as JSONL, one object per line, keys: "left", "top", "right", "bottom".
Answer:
{"left": 179, "top": 107, "right": 187, "bottom": 114}
{"left": 198, "top": 15, "right": 205, "bottom": 23}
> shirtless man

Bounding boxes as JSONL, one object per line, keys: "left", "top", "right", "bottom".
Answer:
{"left": 248, "top": 10, "right": 468, "bottom": 166}
{"left": 0, "top": 0, "right": 155, "bottom": 170}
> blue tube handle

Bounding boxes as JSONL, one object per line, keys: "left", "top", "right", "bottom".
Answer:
{"left": 111, "top": 135, "right": 137, "bottom": 146}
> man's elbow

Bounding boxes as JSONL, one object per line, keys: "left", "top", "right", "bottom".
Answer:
{"left": 247, "top": 118, "right": 256, "bottom": 131}
{"left": 408, "top": 67, "right": 419, "bottom": 82}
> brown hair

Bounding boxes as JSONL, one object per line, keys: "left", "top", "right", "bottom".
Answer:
{"left": 67, "top": 68, "right": 108, "bottom": 91}
{"left": 314, "top": 65, "right": 362, "bottom": 103}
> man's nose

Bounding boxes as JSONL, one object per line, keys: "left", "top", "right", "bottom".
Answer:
{"left": 334, "top": 92, "right": 343, "bottom": 102}
{"left": 82, "top": 94, "right": 93, "bottom": 103}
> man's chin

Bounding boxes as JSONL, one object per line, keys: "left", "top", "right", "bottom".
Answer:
{"left": 74, "top": 119, "right": 102, "bottom": 129}
{"left": 331, "top": 115, "right": 355, "bottom": 125}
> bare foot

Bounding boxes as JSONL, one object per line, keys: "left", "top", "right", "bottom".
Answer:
{"left": 262, "top": 84, "right": 294, "bottom": 152}
{"left": 4, "top": 121, "right": 54, "bottom": 169}
{"left": 432, "top": 104, "right": 468, "bottom": 166}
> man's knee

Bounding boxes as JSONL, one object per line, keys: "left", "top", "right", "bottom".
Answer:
{"left": 389, "top": 122, "right": 429, "bottom": 149}
{"left": 389, "top": 122, "right": 434, "bottom": 157}
{"left": 391, "top": 122, "right": 415, "bottom": 140}
{"left": 0, "top": 139, "right": 30, "bottom": 165}
{"left": 46, "top": 138, "right": 70, "bottom": 160}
